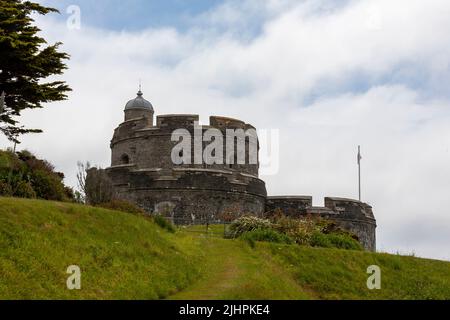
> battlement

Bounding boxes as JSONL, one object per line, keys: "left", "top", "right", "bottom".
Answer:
{"left": 117, "top": 113, "right": 257, "bottom": 136}
{"left": 209, "top": 116, "right": 247, "bottom": 130}
{"left": 266, "top": 196, "right": 313, "bottom": 214}
{"left": 156, "top": 114, "right": 199, "bottom": 128}
{"left": 324, "top": 197, "right": 373, "bottom": 216}
{"left": 153, "top": 114, "right": 255, "bottom": 131}
{"left": 266, "top": 196, "right": 374, "bottom": 217}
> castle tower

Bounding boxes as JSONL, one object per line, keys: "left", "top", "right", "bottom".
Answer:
{"left": 106, "top": 92, "right": 267, "bottom": 223}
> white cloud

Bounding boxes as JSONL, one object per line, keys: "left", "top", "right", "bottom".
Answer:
{"left": 2, "top": 0, "right": 450, "bottom": 260}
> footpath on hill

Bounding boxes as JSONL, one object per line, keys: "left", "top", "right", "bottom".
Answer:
{"left": 169, "top": 236, "right": 309, "bottom": 300}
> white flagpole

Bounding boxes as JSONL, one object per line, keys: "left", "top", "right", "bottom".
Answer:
{"left": 358, "top": 145, "right": 361, "bottom": 201}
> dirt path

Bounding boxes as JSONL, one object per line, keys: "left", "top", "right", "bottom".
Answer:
{"left": 169, "top": 239, "right": 245, "bottom": 300}
{"left": 168, "top": 237, "right": 308, "bottom": 300}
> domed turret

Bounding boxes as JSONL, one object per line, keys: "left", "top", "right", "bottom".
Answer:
{"left": 125, "top": 90, "right": 154, "bottom": 111}
{"left": 124, "top": 89, "right": 154, "bottom": 126}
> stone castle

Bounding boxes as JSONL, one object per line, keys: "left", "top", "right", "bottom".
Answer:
{"left": 103, "top": 90, "right": 376, "bottom": 250}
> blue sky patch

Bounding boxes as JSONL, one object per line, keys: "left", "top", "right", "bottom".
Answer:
{"left": 40, "top": 0, "right": 224, "bottom": 31}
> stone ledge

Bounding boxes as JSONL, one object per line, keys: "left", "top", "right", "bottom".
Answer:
{"left": 106, "top": 164, "right": 136, "bottom": 170}
{"left": 128, "top": 187, "right": 267, "bottom": 198}
{"left": 267, "top": 195, "right": 312, "bottom": 200}
{"left": 131, "top": 168, "right": 163, "bottom": 172}
{"left": 154, "top": 176, "right": 179, "bottom": 181}
{"left": 173, "top": 167, "right": 233, "bottom": 175}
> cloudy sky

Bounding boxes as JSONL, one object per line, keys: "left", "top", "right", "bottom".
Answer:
{"left": 1, "top": 0, "right": 449, "bottom": 261}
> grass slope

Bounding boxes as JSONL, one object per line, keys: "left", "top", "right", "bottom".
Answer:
{"left": 1, "top": 197, "right": 449, "bottom": 300}
{"left": 0, "top": 197, "right": 200, "bottom": 299}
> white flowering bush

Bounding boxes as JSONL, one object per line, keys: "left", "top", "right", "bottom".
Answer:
{"left": 226, "top": 214, "right": 362, "bottom": 250}
{"left": 227, "top": 216, "right": 273, "bottom": 238}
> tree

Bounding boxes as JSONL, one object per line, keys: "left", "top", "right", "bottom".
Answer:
{"left": 76, "top": 161, "right": 90, "bottom": 203}
{"left": 0, "top": 0, "right": 71, "bottom": 142}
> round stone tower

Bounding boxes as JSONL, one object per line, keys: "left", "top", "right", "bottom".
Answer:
{"left": 106, "top": 90, "right": 267, "bottom": 224}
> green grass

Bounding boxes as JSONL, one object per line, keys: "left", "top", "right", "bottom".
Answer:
{"left": 0, "top": 197, "right": 201, "bottom": 299}
{"left": 240, "top": 229, "right": 293, "bottom": 246}
{"left": 169, "top": 238, "right": 308, "bottom": 300}
{"left": 153, "top": 215, "right": 176, "bottom": 233}
{"left": 1, "top": 197, "right": 449, "bottom": 300}
{"left": 263, "top": 244, "right": 450, "bottom": 299}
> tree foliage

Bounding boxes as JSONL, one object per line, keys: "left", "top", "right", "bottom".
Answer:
{"left": 0, "top": 149, "right": 74, "bottom": 201}
{"left": 0, "top": 0, "right": 71, "bottom": 142}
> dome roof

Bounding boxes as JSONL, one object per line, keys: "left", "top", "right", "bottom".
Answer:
{"left": 125, "top": 90, "right": 154, "bottom": 111}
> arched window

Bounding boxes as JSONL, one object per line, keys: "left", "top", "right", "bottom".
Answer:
{"left": 121, "top": 154, "right": 130, "bottom": 164}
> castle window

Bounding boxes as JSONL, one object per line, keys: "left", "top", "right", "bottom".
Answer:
{"left": 121, "top": 154, "right": 130, "bottom": 164}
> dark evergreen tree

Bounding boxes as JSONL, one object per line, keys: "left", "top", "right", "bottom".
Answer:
{"left": 0, "top": 0, "right": 71, "bottom": 142}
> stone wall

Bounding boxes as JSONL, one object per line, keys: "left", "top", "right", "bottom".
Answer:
{"left": 124, "top": 108, "right": 153, "bottom": 124}
{"left": 106, "top": 165, "right": 267, "bottom": 223}
{"left": 110, "top": 114, "right": 259, "bottom": 176}
{"left": 264, "top": 196, "right": 377, "bottom": 251}
{"left": 266, "top": 196, "right": 313, "bottom": 216}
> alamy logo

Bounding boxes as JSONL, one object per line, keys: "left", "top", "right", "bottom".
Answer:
{"left": 66, "top": 265, "right": 81, "bottom": 290}
{"left": 366, "top": 265, "right": 381, "bottom": 290}
{"left": 66, "top": 5, "right": 81, "bottom": 30}
{"left": 170, "top": 122, "right": 279, "bottom": 175}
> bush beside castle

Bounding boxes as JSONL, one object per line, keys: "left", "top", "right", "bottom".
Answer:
{"left": 0, "top": 149, "right": 76, "bottom": 202}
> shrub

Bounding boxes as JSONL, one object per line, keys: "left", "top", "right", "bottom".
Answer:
{"left": 0, "top": 180, "right": 13, "bottom": 196}
{"left": 98, "top": 199, "right": 145, "bottom": 215}
{"left": 0, "top": 151, "right": 13, "bottom": 170}
{"left": 310, "top": 231, "right": 362, "bottom": 250}
{"left": 228, "top": 216, "right": 272, "bottom": 238}
{"left": 0, "top": 149, "right": 74, "bottom": 202}
{"left": 228, "top": 214, "right": 363, "bottom": 251}
{"left": 240, "top": 229, "right": 293, "bottom": 246}
{"left": 13, "top": 181, "right": 36, "bottom": 199}
{"left": 31, "top": 169, "right": 66, "bottom": 201}
{"left": 19, "top": 151, "right": 55, "bottom": 173}
{"left": 64, "top": 187, "right": 77, "bottom": 202}
{"left": 273, "top": 215, "right": 323, "bottom": 245}
{"left": 0, "top": 150, "right": 24, "bottom": 182}
{"left": 153, "top": 215, "right": 176, "bottom": 233}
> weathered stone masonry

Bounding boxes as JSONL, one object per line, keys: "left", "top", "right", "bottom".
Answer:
{"left": 266, "top": 196, "right": 376, "bottom": 251}
{"left": 101, "top": 90, "right": 377, "bottom": 250}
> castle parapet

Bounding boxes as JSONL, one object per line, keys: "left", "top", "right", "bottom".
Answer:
{"left": 266, "top": 196, "right": 312, "bottom": 215}
{"left": 210, "top": 116, "right": 247, "bottom": 130}
{"left": 156, "top": 114, "right": 199, "bottom": 128}
{"left": 324, "top": 197, "right": 375, "bottom": 220}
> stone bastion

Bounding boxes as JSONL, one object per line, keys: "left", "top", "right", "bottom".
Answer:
{"left": 97, "top": 90, "right": 376, "bottom": 250}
